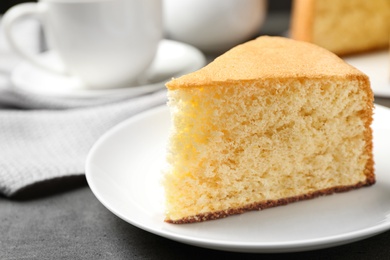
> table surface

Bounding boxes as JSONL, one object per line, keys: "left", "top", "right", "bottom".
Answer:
{"left": 2, "top": 12, "right": 390, "bottom": 259}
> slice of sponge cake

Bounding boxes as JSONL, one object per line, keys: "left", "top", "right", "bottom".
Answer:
{"left": 163, "top": 36, "right": 374, "bottom": 224}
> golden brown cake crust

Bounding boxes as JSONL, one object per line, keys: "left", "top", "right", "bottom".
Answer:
{"left": 165, "top": 179, "right": 375, "bottom": 224}
{"left": 166, "top": 36, "right": 369, "bottom": 90}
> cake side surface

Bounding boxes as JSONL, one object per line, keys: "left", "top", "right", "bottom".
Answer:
{"left": 164, "top": 75, "right": 374, "bottom": 223}
{"left": 166, "top": 182, "right": 374, "bottom": 224}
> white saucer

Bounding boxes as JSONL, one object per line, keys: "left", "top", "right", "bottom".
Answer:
{"left": 10, "top": 40, "right": 206, "bottom": 99}
{"left": 344, "top": 51, "right": 390, "bottom": 97}
{"left": 86, "top": 104, "right": 390, "bottom": 253}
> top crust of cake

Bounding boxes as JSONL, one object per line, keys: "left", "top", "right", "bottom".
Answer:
{"left": 166, "top": 36, "right": 369, "bottom": 90}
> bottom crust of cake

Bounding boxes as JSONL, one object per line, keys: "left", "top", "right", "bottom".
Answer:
{"left": 165, "top": 177, "right": 375, "bottom": 224}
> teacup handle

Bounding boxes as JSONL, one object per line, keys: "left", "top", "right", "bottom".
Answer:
{"left": 2, "top": 2, "right": 67, "bottom": 75}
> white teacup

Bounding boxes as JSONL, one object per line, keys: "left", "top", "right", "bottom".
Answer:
{"left": 2, "top": 0, "right": 162, "bottom": 89}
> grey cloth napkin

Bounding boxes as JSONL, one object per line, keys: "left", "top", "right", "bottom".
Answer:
{"left": 0, "top": 85, "right": 167, "bottom": 197}
{"left": 0, "top": 20, "right": 168, "bottom": 197}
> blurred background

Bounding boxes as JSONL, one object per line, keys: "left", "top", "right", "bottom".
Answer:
{"left": 0, "top": 1, "right": 36, "bottom": 13}
{"left": 0, "top": 1, "right": 291, "bottom": 15}
{"left": 0, "top": 0, "right": 294, "bottom": 57}
{"left": 0, "top": 0, "right": 293, "bottom": 34}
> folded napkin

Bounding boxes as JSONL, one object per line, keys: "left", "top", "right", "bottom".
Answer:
{"left": 0, "top": 20, "right": 167, "bottom": 197}
{"left": 0, "top": 87, "right": 167, "bottom": 197}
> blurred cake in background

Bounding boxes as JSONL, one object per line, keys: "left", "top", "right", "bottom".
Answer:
{"left": 291, "top": 0, "right": 390, "bottom": 56}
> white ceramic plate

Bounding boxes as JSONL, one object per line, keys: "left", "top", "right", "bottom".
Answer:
{"left": 10, "top": 40, "right": 206, "bottom": 99}
{"left": 86, "top": 104, "right": 390, "bottom": 253}
{"left": 344, "top": 51, "right": 390, "bottom": 97}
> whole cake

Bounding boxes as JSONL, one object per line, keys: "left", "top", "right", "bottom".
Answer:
{"left": 163, "top": 36, "right": 375, "bottom": 224}
{"left": 291, "top": 0, "right": 390, "bottom": 56}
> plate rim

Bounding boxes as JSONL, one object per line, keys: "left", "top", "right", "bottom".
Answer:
{"left": 10, "top": 39, "right": 206, "bottom": 99}
{"left": 86, "top": 104, "right": 390, "bottom": 253}
{"left": 344, "top": 50, "right": 390, "bottom": 98}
